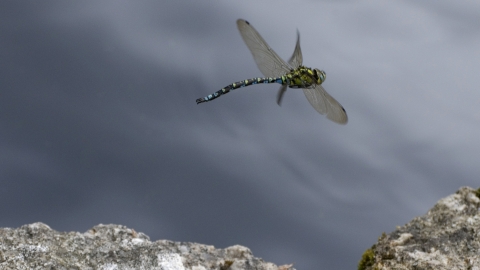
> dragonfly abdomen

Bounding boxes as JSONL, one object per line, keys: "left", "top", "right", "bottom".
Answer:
{"left": 196, "top": 76, "right": 287, "bottom": 104}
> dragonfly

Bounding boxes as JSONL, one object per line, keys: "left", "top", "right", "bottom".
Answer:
{"left": 196, "top": 19, "right": 348, "bottom": 124}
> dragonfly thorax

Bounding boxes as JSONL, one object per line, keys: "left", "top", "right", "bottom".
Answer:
{"left": 285, "top": 66, "right": 326, "bottom": 88}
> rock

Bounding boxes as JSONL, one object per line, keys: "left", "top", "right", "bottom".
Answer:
{"left": 0, "top": 223, "right": 294, "bottom": 270}
{"left": 359, "top": 186, "right": 480, "bottom": 270}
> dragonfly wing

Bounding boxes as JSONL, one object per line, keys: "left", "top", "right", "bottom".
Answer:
{"left": 302, "top": 85, "right": 348, "bottom": 124}
{"left": 276, "top": 85, "right": 287, "bottom": 105}
{"left": 237, "top": 19, "right": 292, "bottom": 78}
{"left": 287, "top": 30, "right": 303, "bottom": 69}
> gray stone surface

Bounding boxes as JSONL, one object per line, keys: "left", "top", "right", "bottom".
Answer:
{"left": 359, "top": 186, "right": 480, "bottom": 270}
{"left": 0, "top": 223, "right": 295, "bottom": 270}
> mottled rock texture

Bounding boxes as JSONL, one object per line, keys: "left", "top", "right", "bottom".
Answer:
{"left": 359, "top": 186, "right": 480, "bottom": 270}
{"left": 0, "top": 223, "right": 294, "bottom": 270}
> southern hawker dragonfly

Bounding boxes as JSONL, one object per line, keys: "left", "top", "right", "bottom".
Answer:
{"left": 196, "top": 19, "right": 348, "bottom": 124}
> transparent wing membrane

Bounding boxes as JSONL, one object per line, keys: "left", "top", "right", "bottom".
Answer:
{"left": 287, "top": 30, "right": 303, "bottom": 68}
{"left": 237, "top": 19, "right": 292, "bottom": 78}
{"left": 302, "top": 85, "right": 348, "bottom": 124}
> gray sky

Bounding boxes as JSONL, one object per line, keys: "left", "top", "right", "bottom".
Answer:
{"left": 2, "top": 1, "right": 480, "bottom": 269}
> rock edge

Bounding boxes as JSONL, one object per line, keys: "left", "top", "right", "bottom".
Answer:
{"left": 0, "top": 222, "right": 295, "bottom": 270}
{"left": 359, "top": 186, "right": 480, "bottom": 270}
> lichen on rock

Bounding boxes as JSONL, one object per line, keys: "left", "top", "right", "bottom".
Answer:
{"left": 359, "top": 186, "right": 480, "bottom": 270}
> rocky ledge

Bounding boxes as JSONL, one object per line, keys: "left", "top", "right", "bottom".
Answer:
{"left": 3, "top": 187, "right": 478, "bottom": 269}
{"left": 0, "top": 222, "right": 294, "bottom": 270}
{"left": 359, "top": 186, "right": 480, "bottom": 270}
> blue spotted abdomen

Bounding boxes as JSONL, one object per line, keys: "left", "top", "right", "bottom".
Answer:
{"left": 196, "top": 76, "right": 286, "bottom": 104}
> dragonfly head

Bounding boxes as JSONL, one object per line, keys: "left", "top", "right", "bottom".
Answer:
{"left": 313, "top": 69, "right": 326, "bottom": 84}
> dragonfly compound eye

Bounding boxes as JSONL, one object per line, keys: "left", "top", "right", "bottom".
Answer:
{"left": 314, "top": 69, "right": 326, "bottom": 84}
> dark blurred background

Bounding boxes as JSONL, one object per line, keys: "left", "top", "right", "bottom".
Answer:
{"left": 2, "top": 1, "right": 480, "bottom": 269}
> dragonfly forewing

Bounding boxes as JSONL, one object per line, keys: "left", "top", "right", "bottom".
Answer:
{"left": 236, "top": 19, "right": 292, "bottom": 78}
